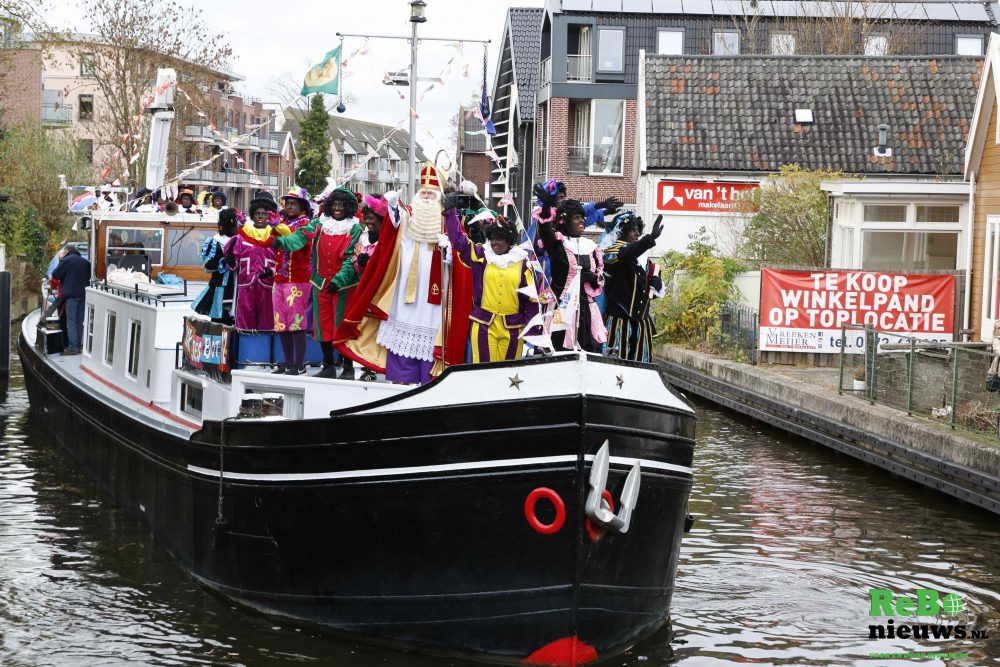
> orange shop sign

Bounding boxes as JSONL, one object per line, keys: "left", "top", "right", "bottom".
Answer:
{"left": 655, "top": 180, "right": 759, "bottom": 213}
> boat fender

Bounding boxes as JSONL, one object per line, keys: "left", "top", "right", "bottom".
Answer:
{"left": 523, "top": 487, "right": 566, "bottom": 535}
{"left": 683, "top": 514, "right": 695, "bottom": 533}
{"left": 214, "top": 516, "right": 231, "bottom": 550}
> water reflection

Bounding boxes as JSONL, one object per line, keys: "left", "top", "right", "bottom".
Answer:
{"left": 1, "top": 365, "right": 998, "bottom": 665}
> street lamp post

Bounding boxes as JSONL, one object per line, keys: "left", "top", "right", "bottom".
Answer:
{"left": 409, "top": 0, "right": 425, "bottom": 201}
{"left": 336, "top": 2, "right": 487, "bottom": 202}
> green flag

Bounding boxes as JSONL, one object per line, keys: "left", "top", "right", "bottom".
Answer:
{"left": 301, "top": 47, "right": 341, "bottom": 96}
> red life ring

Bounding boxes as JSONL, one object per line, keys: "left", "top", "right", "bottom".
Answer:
{"left": 524, "top": 487, "right": 566, "bottom": 535}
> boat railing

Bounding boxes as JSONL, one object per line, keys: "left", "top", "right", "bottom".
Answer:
{"left": 91, "top": 278, "right": 188, "bottom": 306}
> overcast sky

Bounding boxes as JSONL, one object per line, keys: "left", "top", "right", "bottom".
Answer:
{"left": 46, "top": 0, "right": 546, "bottom": 163}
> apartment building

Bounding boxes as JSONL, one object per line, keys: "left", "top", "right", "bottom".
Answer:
{"left": 534, "top": 0, "right": 996, "bottom": 208}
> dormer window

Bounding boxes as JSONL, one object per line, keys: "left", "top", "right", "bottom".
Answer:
{"left": 597, "top": 27, "right": 625, "bottom": 73}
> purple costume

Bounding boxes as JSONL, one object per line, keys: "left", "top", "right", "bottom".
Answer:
{"left": 226, "top": 233, "right": 277, "bottom": 331}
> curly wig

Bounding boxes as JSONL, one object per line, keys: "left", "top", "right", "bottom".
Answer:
{"left": 483, "top": 216, "right": 518, "bottom": 246}
{"left": 617, "top": 215, "right": 644, "bottom": 240}
{"left": 322, "top": 188, "right": 359, "bottom": 219}
{"left": 555, "top": 199, "right": 587, "bottom": 235}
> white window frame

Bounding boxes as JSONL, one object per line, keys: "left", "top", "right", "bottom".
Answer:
{"left": 985, "top": 216, "right": 1000, "bottom": 326}
{"left": 865, "top": 34, "right": 888, "bottom": 56}
{"left": 104, "top": 311, "right": 117, "bottom": 367}
{"left": 713, "top": 29, "right": 740, "bottom": 55}
{"left": 589, "top": 99, "right": 625, "bottom": 177}
{"left": 596, "top": 26, "right": 625, "bottom": 73}
{"left": 656, "top": 28, "right": 684, "bottom": 55}
{"left": 85, "top": 305, "right": 95, "bottom": 356}
{"left": 770, "top": 32, "right": 795, "bottom": 55}
{"left": 852, "top": 200, "right": 965, "bottom": 270}
{"left": 180, "top": 381, "right": 204, "bottom": 418}
{"left": 127, "top": 318, "right": 141, "bottom": 379}
{"left": 955, "top": 34, "right": 984, "bottom": 56}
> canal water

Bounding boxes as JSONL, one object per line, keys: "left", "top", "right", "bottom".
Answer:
{"left": 1, "top": 359, "right": 998, "bottom": 666}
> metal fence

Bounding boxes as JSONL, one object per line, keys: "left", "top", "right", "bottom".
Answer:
{"left": 716, "top": 302, "right": 759, "bottom": 365}
{"left": 837, "top": 324, "right": 1000, "bottom": 438}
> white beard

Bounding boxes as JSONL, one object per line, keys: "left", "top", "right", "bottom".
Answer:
{"left": 409, "top": 192, "right": 442, "bottom": 243}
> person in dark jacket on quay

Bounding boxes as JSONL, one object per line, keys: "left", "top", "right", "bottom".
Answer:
{"left": 50, "top": 243, "right": 92, "bottom": 355}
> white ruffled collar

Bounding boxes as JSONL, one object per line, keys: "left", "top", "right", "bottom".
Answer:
{"left": 319, "top": 214, "right": 357, "bottom": 236}
{"left": 212, "top": 233, "right": 232, "bottom": 245}
{"left": 483, "top": 243, "right": 528, "bottom": 269}
{"left": 562, "top": 235, "right": 597, "bottom": 256}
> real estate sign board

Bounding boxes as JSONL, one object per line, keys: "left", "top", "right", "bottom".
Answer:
{"left": 758, "top": 268, "right": 955, "bottom": 354}
{"left": 655, "top": 180, "right": 760, "bottom": 214}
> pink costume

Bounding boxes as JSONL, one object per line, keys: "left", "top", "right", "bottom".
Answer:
{"left": 226, "top": 232, "right": 277, "bottom": 331}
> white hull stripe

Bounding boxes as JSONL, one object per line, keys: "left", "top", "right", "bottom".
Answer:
{"left": 186, "top": 455, "right": 692, "bottom": 482}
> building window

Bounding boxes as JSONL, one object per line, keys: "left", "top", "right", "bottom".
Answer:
{"left": 863, "top": 204, "right": 907, "bottom": 223}
{"left": 127, "top": 320, "right": 141, "bottom": 378}
{"left": 569, "top": 102, "right": 590, "bottom": 174}
{"left": 80, "top": 52, "right": 95, "bottom": 77}
{"left": 180, "top": 381, "right": 203, "bottom": 418}
{"left": 713, "top": 30, "right": 740, "bottom": 55}
{"left": 105, "top": 312, "right": 117, "bottom": 365}
{"left": 78, "top": 139, "right": 93, "bottom": 164}
{"left": 657, "top": 28, "right": 684, "bottom": 55}
{"left": 597, "top": 27, "right": 625, "bottom": 73}
{"left": 916, "top": 205, "right": 960, "bottom": 223}
{"left": 861, "top": 231, "right": 958, "bottom": 271}
{"left": 987, "top": 216, "right": 1000, "bottom": 321}
{"left": 78, "top": 95, "right": 94, "bottom": 121}
{"left": 956, "top": 35, "right": 984, "bottom": 56}
{"left": 85, "top": 305, "right": 95, "bottom": 354}
{"left": 865, "top": 34, "right": 888, "bottom": 56}
{"left": 590, "top": 99, "right": 625, "bottom": 176}
{"left": 771, "top": 32, "right": 795, "bottom": 55}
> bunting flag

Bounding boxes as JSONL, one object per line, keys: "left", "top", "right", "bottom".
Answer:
{"left": 301, "top": 46, "right": 342, "bottom": 96}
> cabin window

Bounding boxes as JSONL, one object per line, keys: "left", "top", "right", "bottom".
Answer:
{"left": 105, "top": 311, "right": 117, "bottom": 365}
{"left": 127, "top": 319, "right": 141, "bottom": 378}
{"left": 241, "top": 386, "right": 304, "bottom": 419}
{"left": 85, "top": 305, "right": 95, "bottom": 354}
{"left": 863, "top": 204, "right": 907, "bottom": 223}
{"left": 165, "top": 228, "right": 215, "bottom": 267}
{"left": 916, "top": 205, "right": 960, "bottom": 224}
{"left": 106, "top": 227, "right": 163, "bottom": 264}
{"left": 181, "top": 381, "right": 203, "bottom": 418}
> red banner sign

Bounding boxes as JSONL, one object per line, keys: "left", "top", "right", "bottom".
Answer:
{"left": 759, "top": 268, "right": 955, "bottom": 353}
{"left": 655, "top": 180, "right": 759, "bottom": 213}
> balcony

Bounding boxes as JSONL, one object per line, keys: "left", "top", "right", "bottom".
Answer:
{"left": 185, "top": 125, "right": 279, "bottom": 153}
{"left": 184, "top": 125, "right": 214, "bottom": 141}
{"left": 566, "top": 55, "right": 592, "bottom": 82}
{"left": 42, "top": 103, "right": 72, "bottom": 125}
{"left": 185, "top": 169, "right": 278, "bottom": 188}
{"left": 540, "top": 57, "right": 551, "bottom": 87}
{"left": 568, "top": 145, "right": 589, "bottom": 175}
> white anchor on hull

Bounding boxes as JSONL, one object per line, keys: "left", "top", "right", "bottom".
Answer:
{"left": 585, "top": 440, "right": 641, "bottom": 533}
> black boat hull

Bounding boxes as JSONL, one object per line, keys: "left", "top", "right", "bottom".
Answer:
{"left": 19, "top": 332, "right": 695, "bottom": 665}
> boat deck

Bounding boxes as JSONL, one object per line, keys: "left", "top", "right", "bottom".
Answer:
{"left": 23, "top": 311, "right": 199, "bottom": 437}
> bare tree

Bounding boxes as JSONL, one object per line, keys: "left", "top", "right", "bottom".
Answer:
{"left": 267, "top": 71, "right": 359, "bottom": 116}
{"left": 39, "top": 0, "right": 233, "bottom": 187}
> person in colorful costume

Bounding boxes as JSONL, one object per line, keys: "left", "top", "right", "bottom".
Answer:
{"left": 225, "top": 193, "right": 279, "bottom": 331}
{"left": 602, "top": 212, "right": 664, "bottom": 362}
{"left": 193, "top": 208, "right": 239, "bottom": 324}
{"left": 533, "top": 185, "right": 608, "bottom": 352}
{"left": 443, "top": 201, "right": 538, "bottom": 363}
{"left": 260, "top": 188, "right": 363, "bottom": 379}
{"left": 336, "top": 164, "right": 472, "bottom": 385}
{"left": 355, "top": 195, "right": 384, "bottom": 277}
{"left": 241, "top": 187, "right": 315, "bottom": 375}
{"left": 177, "top": 188, "right": 201, "bottom": 214}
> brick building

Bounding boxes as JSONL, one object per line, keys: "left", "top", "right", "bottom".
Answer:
{"left": 535, "top": 0, "right": 997, "bottom": 210}
{"left": 0, "top": 46, "right": 43, "bottom": 127}
{"left": 455, "top": 106, "right": 492, "bottom": 200}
